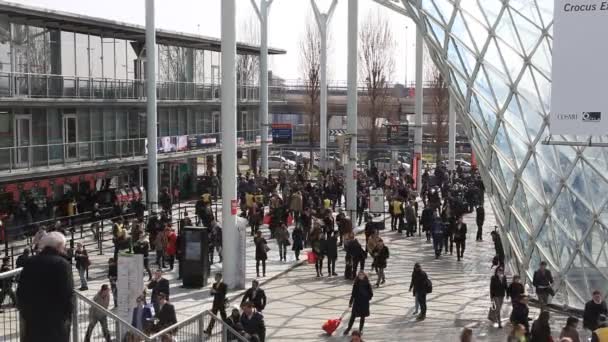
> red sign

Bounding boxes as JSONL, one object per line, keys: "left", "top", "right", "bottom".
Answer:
{"left": 231, "top": 199, "right": 238, "bottom": 215}
{"left": 412, "top": 156, "right": 419, "bottom": 190}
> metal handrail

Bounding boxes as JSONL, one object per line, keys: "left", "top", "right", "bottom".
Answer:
{"left": 73, "top": 291, "right": 150, "bottom": 340}
{"left": 0, "top": 267, "right": 21, "bottom": 279}
{"left": 148, "top": 310, "right": 249, "bottom": 342}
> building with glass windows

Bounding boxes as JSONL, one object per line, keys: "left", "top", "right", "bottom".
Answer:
{"left": 0, "top": 1, "right": 285, "bottom": 218}
{"left": 392, "top": 0, "right": 607, "bottom": 308}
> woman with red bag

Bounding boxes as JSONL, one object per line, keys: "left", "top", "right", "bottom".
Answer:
{"left": 343, "top": 272, "right": 373, "bottom": 335}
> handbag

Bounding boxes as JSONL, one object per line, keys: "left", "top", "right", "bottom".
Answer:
{"left": 487, "top": 300, "right": 498, "bottom": 323}
{"left": 263, "top": 243, "right": 271, "bottom": 253}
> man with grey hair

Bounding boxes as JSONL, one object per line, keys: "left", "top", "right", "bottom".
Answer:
{"left": 17, "top": 231, "right": 74, "bottom": 342}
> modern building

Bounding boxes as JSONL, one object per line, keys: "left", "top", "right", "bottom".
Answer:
{"left": 390, "top": 0, "right": 607, "bottom": 308}
{"left": 0, "top": 1, "right": 285, "bottom": 218}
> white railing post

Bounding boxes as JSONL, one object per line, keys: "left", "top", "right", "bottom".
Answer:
{"left": 72, "top": 295, "right": 80, "bottom": 342}
{"left": 199, "top": 314, "right": 207, "bottom": 342}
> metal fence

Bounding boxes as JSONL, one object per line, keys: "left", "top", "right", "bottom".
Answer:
{"left": 0, "top": 268, "right": 248, "bottom": 342}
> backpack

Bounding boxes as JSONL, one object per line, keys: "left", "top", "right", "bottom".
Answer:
{"left": 426, "top": 278, "right": 433, "bottom": 294}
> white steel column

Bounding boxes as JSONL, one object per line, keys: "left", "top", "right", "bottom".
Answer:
{"left": 221, "top": 0, "right": 242, "bottom": 289}
{"left": 448, "top": 91, "right": 456, "bottom": 171}
{"left": 346, "top": 0, "right": 358, "bottom": 219}
{"left": 251, "top": 0, "right": 273, "bottom": 176}
{"left": 414, "top": 16, "right": 424, "bottom": 194}
{"left": 311, "top": 0, "right": 337, "bottom": 172}
{"left": 145, "top": 0, "right": 158, "bottom": 213}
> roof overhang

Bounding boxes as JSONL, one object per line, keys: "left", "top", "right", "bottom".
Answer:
{"left": 0, "top": 0, "right": 286, "bottom": 55}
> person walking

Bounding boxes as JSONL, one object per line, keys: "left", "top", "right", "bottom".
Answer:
{"left": 133, "top": 234, "right": 153, "bottom": 281}
{"left": 533, "top": 261, "right": 554, "bottom": 310}
{"left": 530, "top": 311, "right": 552, "bottom": 342}
{"left": 584, "top": 290, "right": 608, "bottom": 332}
{"left": 343, "top": 272, "right": 374, "bottom": 335}
{"left": 154, "top": 293, "right": 177, "bottom": 333}
{"left": 453, "top": 216, "right": 467, "bottom": 261}
{"left": 510, "top": 295, "right": 531, "bottom": 333}
{"left": 404, "top": 201, "right": 417, "bottom": 237}
{"left": 241, "top": 279, "right": 267, "bottom": 312}
{"left": 560, "top": 317, "right": 581, "bottom": 342}
{"left": 131, "top": 295, "right": 154, "bottom": 334}
{"left": 508, "top": 275, "right": 525, "bottom": 304}
{"left": 421, "top": 205, "right": 434, "bottom": 242}
{"left": 490, "top": 266, "right": 508, "bottom": 328}
{"left": 326, "top": 230, "right": 339, "bottom": 277}
{"left": 372, "top": 239, "right": 389, "bottom": 288}
{"left": 240, "top": 301, "right": 266, "bottom": 342}
{"left": 17, "top": 232, "right": 74, "bottom": 342}
{"left": 164, "top": 226, "right": 178, "bottom": 271}
{"left": 491, "top": 231, "right": 505, "bottom": 268}
{"left": 74, "top": 243, "right": 90, "bottom": 291}
{"left": 431, "top": 217, "right": 445, "bottom": 259}
{"left": 155, "top": 225, "right": 168, "bottom": 268}
{"left": 291, "top": 224, "right": 304, "bottom": 261}
{"left": 205, "top": 272, "right": 228, "bottom": 335}
{"left": 254, "top": 231, "right": 268, "bottom": 278}
{"left": 84, "top": 284, "right": 112, "bottom": 342}
{"left": 410, "top": 263, "right": 431, "bottom": 321}
{"left": 276, "top": 223, "right": 290, "bottom": 262}
{"left": 312, "top": 234, "right": 327, "bottom": 278}
{"left": 475, "top": 205, "right": 485, "bottom": 241}
{"left": 147, "top": 269, "right": 170, "bottom": 313}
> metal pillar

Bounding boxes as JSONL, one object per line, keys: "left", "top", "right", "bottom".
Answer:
{"left": 221, "top": 0, "right": 243, "bottom": 289}
{"left": 448, "top": 91, "right": 456, "bottom": 171}
{"left": 145, "top": 0, "right": 158, "bottom": 213}
{"left": 250, "top": 0, "right": 274, "bottom": 176}
{"left": 345, "top": 0, "right": 358, "bottom": 219}
{"left": 414, "top": 15, "right": 423, "bottom": 194}
{"left": 311, "top": 0, "right": 338, "bottom": 172}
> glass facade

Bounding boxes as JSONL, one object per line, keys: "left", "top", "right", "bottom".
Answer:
{"left": 401, "top": 0, "right": 607, "bottom": 307}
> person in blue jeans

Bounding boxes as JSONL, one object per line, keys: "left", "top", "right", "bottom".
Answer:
{"left": 74, "top": 243, "right": 89, "bottom": 291}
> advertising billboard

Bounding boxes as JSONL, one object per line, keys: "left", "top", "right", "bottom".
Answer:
{"left": 550, "top": 0, "right": 608, "bottom": 135}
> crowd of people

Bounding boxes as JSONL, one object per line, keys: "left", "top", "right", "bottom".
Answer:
{"left": 3, "top": 160, "right": 608, "bottom": 342}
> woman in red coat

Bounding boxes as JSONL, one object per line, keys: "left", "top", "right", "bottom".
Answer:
{"left": 164, "top": 226, "right": 178, "bottom": 271}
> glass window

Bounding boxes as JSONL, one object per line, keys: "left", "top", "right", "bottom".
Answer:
{"left": 115, "top": 39, "right": 127, "bottom": 79}
{"left": 60, "top": 31, "right": 75, "bottom": 76}
{"left": 28, "top": 26, "right": 50, "bottom": 74}
{"left": 0, "top": 15, "right": 10, "bottom": 73}
{"left": 178, "top": 108, "right": 187, "bottom": 135}
{"left": 187, "top": 109, "right": 196, "bottom": 134}
{"left": 32, "top": 109, "right": 47, "bottom": 167}
{"left": 0, "top": 111, "right": 11, "bottom": 170}
{"left": 129, "top": 110, "right": 139, "bottom": 139}
{"left": 126, "top": 41, "right": 138, "bottom": 80}
{"left": 203, "top": 110, "right": 212, "bottom": 133}
{"left": 91, "top": 109, "right": 104, "bottom": 158}
{"left": 89, "top": 35, "right": 102, "bottom": 78}
{"left": 77, "top": 108, "right": 90, "bottom": 141}
{"left": 47, "top": 108, "right": 63, "bottom": 162}
{"left": 117, "top": 109, "right": 127, "bottom": 139}
{"left": 196, "top": 109, "right": 204, "bottom": 133}
{"left": 194, "top": 49, "right": 205, "bottom": 83}
{"left": 75, "top": 33, "right": 89, "bottom": 77}
{"left": 102, "top": 36, "right": 115, "bottom": 79}
{"left": 12, "top": 24, "right": 28, "bottom": 73}
{"left": 104, "top": 109, "right": 116, "bottom": 157}
{"left": 169, "top": 108, "right": 178, "bottom": 136}
{"left": 158, "top": 109, "right": 169, "bottom": 136}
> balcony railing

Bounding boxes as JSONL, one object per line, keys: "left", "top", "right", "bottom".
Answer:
{"left": 0, "top": 72, "right": 286, "bottom": 102}
{"left": 0, "top": 130, "right": 261, "bottom": 173}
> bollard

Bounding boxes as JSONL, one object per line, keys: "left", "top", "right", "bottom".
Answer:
{"left": 99, "top": 220, "right": 104, "bottom": 256}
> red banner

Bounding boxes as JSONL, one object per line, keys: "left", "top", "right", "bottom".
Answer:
{"left": 471, "top": 150, "right": 477, "bottom": 170}
{"left": 412, "top": 157, "right": 418, "bottom": 190}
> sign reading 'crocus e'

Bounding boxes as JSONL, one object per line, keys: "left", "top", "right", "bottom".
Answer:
{"left": 550, "top": 0, "right": 608, "bottom": 135}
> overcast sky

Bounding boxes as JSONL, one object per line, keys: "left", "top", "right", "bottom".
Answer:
{"left": 20, "top": 0, "right": 418, "bottom": 83}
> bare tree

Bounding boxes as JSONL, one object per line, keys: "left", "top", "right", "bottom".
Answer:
{"left": 359, "top": 10, "right": 396, "bottom": 160}
{"left": 427, "top": 59, "right": 449, "bottom": 163}
{"left": 237, "top": 16, "right": 260, "bottom": 86}
{"left": 299, "top": 18, "right": 322, "bottom": 167}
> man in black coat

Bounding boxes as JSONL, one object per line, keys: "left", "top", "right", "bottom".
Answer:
{"left": 147, "top": 269, "right": 170, "bottom": 313}
{"left": 326, "top": 231, "right": 339, "bottom": 277}
{"left": 584, "top": 290, "right": 608, "bottom": 332}
{"left": 532, "top": 261, "right": 554, "bottom": 309}
{"left": 17, "top": 232, "right": 74, "bottom": 342}
{"left": 475, "top": 205, "right": 485, "bottom": 241}
{"left": 452, "top": 216, "right": 467, "bottom": 261}
{"left": 409, "top": 263, "right": 430, "bottom": 321}
{"left": 241, "top": 280, "right": 267, "bottom": 312}
{"left": 155, "top": 293, "right": 177, "bottom": 331}
{"left": 241, "top": 301, "right": 266, "bottom": 342}
{"left": 205, "top": 272, "right": 228, "bottom": 335}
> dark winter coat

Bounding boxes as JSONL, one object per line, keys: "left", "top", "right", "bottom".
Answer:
{"left": 583, "top": 300, "right": 608, "bottom": 331}
{"left": 410, "top": 269, "right": 430, "bottom": 296}
{"left": 510, "top": 301, "right": 530, "bottom": 332}
{"left": 349, "top": 278, "right": 373, "bottom": 318}
{"left": 254, "top": 237, "right": 268, "bottom": 261}
{"left": 373, "top": 246, "right": 389, "bottom": 269}
{"left": 291, "top": 227, "right": 304, "bottom": 251}
{"left": 240, "top": 312, "right": 266, "bottom": 342}
{"left": 490, "top": 274, "right": 508, "bottom": 298}
{"left": 326, "top": 235, "right": 338, "bottom": 259}
{"left": 453, "top": 223, "right": 467, "bottom": 242}
{"left": 17, "top": 248, "right": 74, "bottom": 342}
{"left": 476, "top": 206, "right": 485, "bottom": 226}
{"left": 530, "top": 319, "right": 551, "bottom": 342}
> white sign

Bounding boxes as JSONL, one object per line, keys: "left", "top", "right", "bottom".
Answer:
{"left": 550, "top": 0, "right": 608, "bottom": 135}
{"left": 369, "top": 189, "right": 385, "bottom": 213}
{"left": 117, "top": 254, "right": 144, "bottom": 326}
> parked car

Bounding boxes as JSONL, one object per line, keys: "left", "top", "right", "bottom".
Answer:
{"left": 372, "top": 157, "right": 410, "bottom": 173}
{"left": 261, "top": 156, "right": 297, "bottom": 170}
